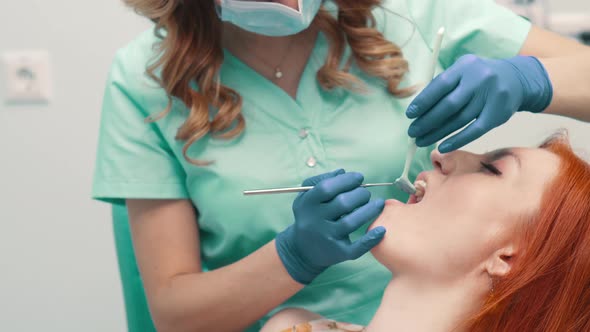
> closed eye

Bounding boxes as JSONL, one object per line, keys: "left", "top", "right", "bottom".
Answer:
{"left": 480, "top": 162, "right": 502, "bottom": 176}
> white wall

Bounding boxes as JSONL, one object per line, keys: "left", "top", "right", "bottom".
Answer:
{"left": 548, "top": 0, "right": 589, "bottom": 12}
{"left": 463, "top": 0, "right": 590, "bottom": 153}
{"left": 0, "top": 1, "right": 149, "bottom": 331}
{"left": 0, "top": 1, "right": 588, "bottom": 332}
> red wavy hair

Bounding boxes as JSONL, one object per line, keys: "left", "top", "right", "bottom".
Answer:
{"left": 465, "top": 134, "right": 590, "bottom": 331}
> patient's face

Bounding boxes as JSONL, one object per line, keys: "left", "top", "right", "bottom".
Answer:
{"left": 370, "top": 147, "right": 559, "bottom": 282}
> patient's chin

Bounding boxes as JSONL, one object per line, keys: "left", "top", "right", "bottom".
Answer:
{"left": 368, "top": 199, "right": 400, "bottom": 231}
{"left": 369, "top": 231, "right": 397, "bottom": 270}
{"left": 369, "top": 229, "right": 416, "bottom": 274}
{"left": 370, "top": 243, "right": 388, "bottom": 268}
{"left": 372, "top": 244, "right": 418, "bottom": 275}
{"left": 370, "top": 203, "right": 410, "bottom": 238}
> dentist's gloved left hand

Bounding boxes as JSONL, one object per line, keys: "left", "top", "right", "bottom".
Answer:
{"left": 276, "top": 169, "right": 386, "bottom": 285}
{"left": 407, "top": 54, "right": 553, "bottom": 153}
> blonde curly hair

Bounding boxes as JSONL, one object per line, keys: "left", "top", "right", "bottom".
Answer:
{"left": 123, "top": 0, "right": 412, "bottom": 165}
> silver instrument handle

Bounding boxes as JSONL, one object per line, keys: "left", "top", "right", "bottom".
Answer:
{"left": 243, "top": 182, "right": 395, "bottom": 196}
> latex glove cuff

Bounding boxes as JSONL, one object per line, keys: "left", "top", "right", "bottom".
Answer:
{"left": 275, "top": 226, "right": 326, "bottom": 285}
{"left": 505, "top": 55, "right": 554, "bottom": 113}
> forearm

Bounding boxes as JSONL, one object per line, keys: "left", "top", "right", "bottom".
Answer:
{"left": 538, "top": 50, "right": 590, "bottom": 122}
{"left": 152, "top": 240, "right": 303, "bottom": 332}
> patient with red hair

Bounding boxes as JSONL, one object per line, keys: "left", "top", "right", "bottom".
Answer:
{"left": 261, "top": 132, "right": 590, "bottom": 332}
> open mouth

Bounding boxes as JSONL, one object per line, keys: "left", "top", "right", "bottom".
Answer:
{"left": 407, "top": 179, "right": 427, "bottom": 205}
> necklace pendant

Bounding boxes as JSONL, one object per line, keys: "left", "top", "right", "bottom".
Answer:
{"left": 274, "top": 68, "right": 283, "bottom": 79}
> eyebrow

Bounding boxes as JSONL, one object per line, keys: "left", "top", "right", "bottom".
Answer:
{"left": 486, "top": 148, "right": 522, "bottom": 169}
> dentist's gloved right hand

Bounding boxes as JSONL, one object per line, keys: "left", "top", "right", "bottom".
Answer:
{"left": 276, "top": 169, "right": 386, "bottom": 285}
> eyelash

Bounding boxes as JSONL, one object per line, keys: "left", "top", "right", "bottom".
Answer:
{"left": 480, "top": 162, "right": 502, "bottom": 176}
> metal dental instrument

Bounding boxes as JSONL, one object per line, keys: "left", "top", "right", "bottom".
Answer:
{"left": 243, "top": 182, "right": 396, "bottom": 196}
{"left": 243, "top": 27, "right": 445, "bottom": 197}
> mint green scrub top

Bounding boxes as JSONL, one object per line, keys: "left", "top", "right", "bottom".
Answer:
{"left": 92, "top": 0, "right": 531, "bottom": 330}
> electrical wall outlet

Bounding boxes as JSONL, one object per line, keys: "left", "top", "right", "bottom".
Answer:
{"left": 1, "top": 50, "right": 52, "bottom": 104}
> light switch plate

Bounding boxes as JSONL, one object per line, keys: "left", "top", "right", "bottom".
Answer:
{"left": 2, "top": 50, "right": 52, "bottom": 104}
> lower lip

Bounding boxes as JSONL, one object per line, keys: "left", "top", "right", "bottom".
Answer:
{"left": 384, "top": 199, "right": 404, "bottom": 206}
{"left": 407, "top": 194, "right": 417, "bottom": 204}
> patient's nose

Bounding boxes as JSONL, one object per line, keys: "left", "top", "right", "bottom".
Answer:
{"left": 431, "top": 149, "right": 481, "bottom": 175}
{"left": 431, "top": 149, "right": 454, "bottom": 175}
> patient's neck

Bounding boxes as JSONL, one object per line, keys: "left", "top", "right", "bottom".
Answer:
{"left": 365, "top": 273, "right": 487, "bottom": 332}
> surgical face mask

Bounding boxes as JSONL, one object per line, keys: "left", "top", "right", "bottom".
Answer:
{"left": 216, "top": 0, "right": 322, "bottom": 37}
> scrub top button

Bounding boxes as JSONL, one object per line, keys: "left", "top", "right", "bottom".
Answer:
{"left": 299, "top": 128, "right": 309, "bottom": 139}
{"left": 306, "top": 156, "right": 317, "bottom": 168}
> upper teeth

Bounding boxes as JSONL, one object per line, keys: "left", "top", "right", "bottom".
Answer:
{"left": 414, "top": 180, "right": 427, "bottom": 201}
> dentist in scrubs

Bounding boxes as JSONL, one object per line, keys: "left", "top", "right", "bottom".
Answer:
{"left": 92, "top": 0, "right": 590, "bottom": 330}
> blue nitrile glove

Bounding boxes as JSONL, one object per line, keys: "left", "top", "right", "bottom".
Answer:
{"left": 275, "top": 169, "right": 386, "bottom": 285}
{"left": 406, "top": 54, "right": 553, "bottom": 153}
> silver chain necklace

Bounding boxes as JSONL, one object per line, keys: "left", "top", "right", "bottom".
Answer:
{"left": 240, "top": 35, "right": 297, "bottom": 80}
{"left": 271, "top": 37, "right": 296, "bottom": 79}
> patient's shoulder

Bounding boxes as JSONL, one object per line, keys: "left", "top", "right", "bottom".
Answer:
{"left": 260, "top": 308, "right": 364, "bottom": 332}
